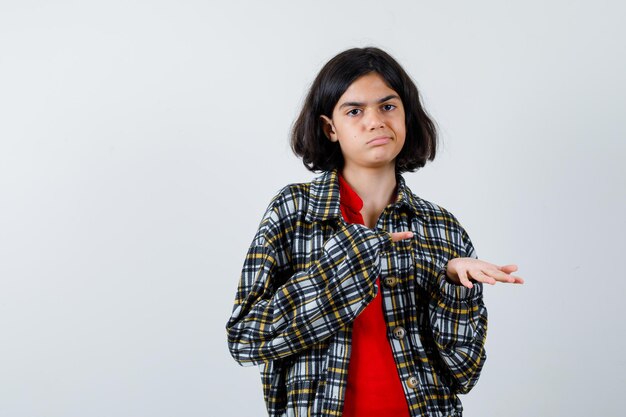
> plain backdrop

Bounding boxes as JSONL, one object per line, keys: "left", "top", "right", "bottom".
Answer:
{"left": 1, "top": 1, "right": 625, "bottom": 416}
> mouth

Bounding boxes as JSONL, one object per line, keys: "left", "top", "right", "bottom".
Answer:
{"left": 367, "top": 136, "right": 392, "bottom": 146}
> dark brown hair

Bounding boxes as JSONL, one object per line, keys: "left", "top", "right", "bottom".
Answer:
{"left": 290, "top": 47, "right": 438, "bottom": 174}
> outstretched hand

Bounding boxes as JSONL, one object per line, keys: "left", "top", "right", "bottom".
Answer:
{"left": 446, "top": 258, "right": 524, "bottom": 289}
{"left": 387, "top": 232, "right": 523, "bottom": 289}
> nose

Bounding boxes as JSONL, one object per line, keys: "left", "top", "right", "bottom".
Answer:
{"left": 364, "top": 109, "right": 385, "bottom": 130}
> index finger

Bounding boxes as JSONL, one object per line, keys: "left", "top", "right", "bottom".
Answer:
{"left": 390, "top": 231, "right": 414, "bottom": 242}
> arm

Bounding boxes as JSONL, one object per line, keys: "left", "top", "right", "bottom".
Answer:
{"left": 427, "top": 225, "right": 488, "bottom": 394}
{"left": 431, "top": 247, "right": 524, "bottom": 393}
{"left": 226, "top": 195, "right": 392, "bottom": 366}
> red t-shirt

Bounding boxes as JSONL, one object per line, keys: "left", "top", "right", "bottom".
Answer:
{"left": 339, "top": 174, "right": 410, "bottom": 417}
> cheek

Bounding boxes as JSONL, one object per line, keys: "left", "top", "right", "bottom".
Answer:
{"left": 394, "top": 119, "right": 407, "bottom": 140}
{"left": 392, "top": 111, "right": 406, "bottom": 130}
{"left": 395, "top": 121, "right": 407, "bottom": 149}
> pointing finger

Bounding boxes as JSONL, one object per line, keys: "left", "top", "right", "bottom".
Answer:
{"left": 390, "top": 231, "right": 414, "bottom": 242}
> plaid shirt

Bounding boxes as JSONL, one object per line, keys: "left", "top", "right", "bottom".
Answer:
{"left": 226, "top": 169, "right": 487, "bottom": 417}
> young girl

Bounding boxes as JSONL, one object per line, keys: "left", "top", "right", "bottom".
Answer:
{"left": 226, "top": 47, "right": 523, "bottom": 417}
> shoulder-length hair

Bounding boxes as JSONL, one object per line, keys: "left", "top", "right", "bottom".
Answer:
{"left": 291, "top": 47, "right": 438, "bottom": 174}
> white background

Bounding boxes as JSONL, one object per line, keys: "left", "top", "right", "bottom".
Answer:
{"left": 1, "top": 1, "right": 625, "bottom": 416}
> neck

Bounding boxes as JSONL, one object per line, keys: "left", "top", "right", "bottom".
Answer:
{"left": 340, "top": 163, "right": 398, "bottom": 208}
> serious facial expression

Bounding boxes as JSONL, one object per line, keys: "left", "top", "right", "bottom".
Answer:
{"left": 321, "top": 72, "right": 406, "bottom": 171}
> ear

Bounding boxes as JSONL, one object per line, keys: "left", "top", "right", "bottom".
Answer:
{"left": 320, "top": 115, "right": 338, "bottom": 142}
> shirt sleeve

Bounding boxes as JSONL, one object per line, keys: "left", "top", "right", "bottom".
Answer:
{"left": 427, "top": 223, "right": 488, "bottom": 394}
{"left": 226, "top": 193, "right": 392, "bottom": 366}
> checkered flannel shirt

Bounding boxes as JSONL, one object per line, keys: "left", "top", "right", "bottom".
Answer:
{"left": 226, "top": 169, "right": 487, "bottom": 417}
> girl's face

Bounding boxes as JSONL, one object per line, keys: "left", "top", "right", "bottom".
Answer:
{"left": 321, "top": 72, "right": 406, "bottom": 172}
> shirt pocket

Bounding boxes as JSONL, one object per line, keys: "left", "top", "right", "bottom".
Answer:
{"left": 411, "top": 254, "right": 447, "bottom": 298}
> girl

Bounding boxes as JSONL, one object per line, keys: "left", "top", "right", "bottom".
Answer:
{"left": 226, "top": 47, "right": 523, "bottom": 417}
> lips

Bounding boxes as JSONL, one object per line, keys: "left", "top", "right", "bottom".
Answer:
{"left": 367, "top": 136, "right": 392, "bottom": 146}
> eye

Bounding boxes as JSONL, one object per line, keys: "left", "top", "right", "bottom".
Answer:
{"left": 347, "top": 108, "right": 361, "bottom": 117}
{"left": 382, "top": 104, "right": 396, "bottom": 111}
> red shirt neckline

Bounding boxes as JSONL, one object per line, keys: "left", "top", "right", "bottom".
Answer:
{"left": 338, "top": 173, "right": 364, "bottom": 223}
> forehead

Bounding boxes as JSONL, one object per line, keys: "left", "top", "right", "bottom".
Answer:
{"left": 339, "top": 72, "right": 399, "bottom": 101}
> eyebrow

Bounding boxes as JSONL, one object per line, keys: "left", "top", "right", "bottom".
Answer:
{"left": 338, "top": 94, "right": 400, "bottom": 109}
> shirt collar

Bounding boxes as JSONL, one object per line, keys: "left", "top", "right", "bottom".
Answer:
{"left": 305, "top": 168, "right": 430, "bottom": 223}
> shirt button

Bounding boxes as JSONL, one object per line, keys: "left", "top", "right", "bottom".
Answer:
{"left": 383, "top": 277, "right": 398, "bottom": 288}
{"left": 407, "top": 376, "right": 419, "bottom": 389}
{"left": 392, "top": 326, "right": 406, "bottom": 340}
